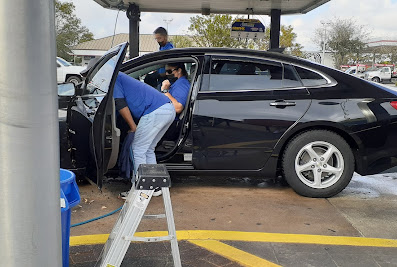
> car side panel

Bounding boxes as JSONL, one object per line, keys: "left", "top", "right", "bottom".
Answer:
{"left": 271, "top": 97, "right": 397, "bottom": 176}
{"left": 192, "top": 90, "right": 311, "bottom": 170}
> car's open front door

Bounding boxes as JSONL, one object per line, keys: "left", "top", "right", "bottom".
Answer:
{"left": 75, "top": 43, "right": 128, "bottom": 188}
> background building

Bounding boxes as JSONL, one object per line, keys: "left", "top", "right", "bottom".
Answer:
{"left": 71, "top": 33, "right": 176, "bottom": 65}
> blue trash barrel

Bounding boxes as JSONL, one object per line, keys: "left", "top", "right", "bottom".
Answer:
{"left": 60, "top": 169, "right": 80, "bottom": 267}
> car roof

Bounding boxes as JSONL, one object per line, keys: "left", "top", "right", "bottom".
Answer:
{"left": 127, "top": 47, "right": 317, "bottom": 67}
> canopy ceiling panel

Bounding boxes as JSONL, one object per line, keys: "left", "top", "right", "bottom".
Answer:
{"left": 93, "top": 0, "right": 330, "bottom": 15}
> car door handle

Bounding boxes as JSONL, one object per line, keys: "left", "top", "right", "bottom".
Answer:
{"left": 269, "top": 101, "right": 296, "bottom": 107}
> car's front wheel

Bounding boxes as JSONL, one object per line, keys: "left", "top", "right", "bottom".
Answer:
{"left": 371, "top": 77, "right": 380, "bottom": 83}
{"left": 282, "top": 130, "right": 354, "bottom": 198}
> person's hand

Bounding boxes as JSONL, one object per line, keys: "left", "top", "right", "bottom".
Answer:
{"left": 161, "top": 80, "right": 171, "bottom": 92}
{"left": 128, "top": 128, "right": 135, "bottom": 133}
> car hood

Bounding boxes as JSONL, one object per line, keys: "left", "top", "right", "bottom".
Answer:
{"left": 64, "top": 65, "right": 86, "bottom": 72}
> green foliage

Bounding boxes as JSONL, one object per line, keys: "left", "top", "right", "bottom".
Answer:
{"left": 170, "top": 35, "right": 193, "bottom": 48}
{"left": 314, "top": 18, "right": 369, "bottom": 68}
{"left": 55, "top": 0, "right": 94, "bottom": 61}
{"left": 187, "top": 14, "right": 303, "bottom": 57}
{"left": 188, "top": 15, "right": 241, "bottom": 48}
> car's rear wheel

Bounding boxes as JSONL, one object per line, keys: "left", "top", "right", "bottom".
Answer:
{"left": 282, "top": 130, "right": 354, "bottom": 198}
{"left": 66, "top": 75, "right": 82, "bottom": 86}
{"left": 371, "top": 77, "right": 380, "bottom": 83}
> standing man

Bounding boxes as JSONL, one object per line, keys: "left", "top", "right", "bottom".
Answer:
{"left": 149, "top": 27, "right": 175, "bottom": 89}
{"left": 154, "top": 26, "right": 174, "bottom": 51}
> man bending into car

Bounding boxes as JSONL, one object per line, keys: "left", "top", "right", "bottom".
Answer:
{"left": 114, "top": 72, "right": 175, "bottom": 197}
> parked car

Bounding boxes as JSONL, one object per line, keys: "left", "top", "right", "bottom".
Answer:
{"left": 344, "top": 66, "right": 365, "bottom": 79}
{"left": 57, "top": 57, "right": 85, "bottom": 85}
{"left": 58, "top": 43, "right": 397, "bottom": 198}
{"left": 364, "top": 66, "right": 397, "bottom": 83}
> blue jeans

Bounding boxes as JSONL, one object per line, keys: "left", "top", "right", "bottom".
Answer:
{"left": 131, "top": 103, "right": 175, "bottom": 173}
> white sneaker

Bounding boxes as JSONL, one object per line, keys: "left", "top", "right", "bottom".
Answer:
{"left": 152, "top": 187, "right": 162, "bottom": 197}
{"left": 119, "top": 191, "right": 129, "bottom": 200}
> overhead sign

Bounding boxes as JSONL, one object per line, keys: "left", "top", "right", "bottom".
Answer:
{"left": 231, "top": 19, "right": 265, "bottom": 39}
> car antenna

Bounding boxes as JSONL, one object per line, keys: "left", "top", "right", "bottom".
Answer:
{"left": 111, "top": 9, "right": 121, "bottom": 48}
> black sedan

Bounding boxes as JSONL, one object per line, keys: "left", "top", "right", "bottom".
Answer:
{"left": 58, "top": 43, "right": 397, "bottom": 198}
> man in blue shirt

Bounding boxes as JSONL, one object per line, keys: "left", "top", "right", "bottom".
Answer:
{"left": 113, "top": 72, "right": 175, "bottom": 176}
{"left": 152, "top": 27, "right": 174, "bottom": 88}
{"left": 154, "top": 27, "right": 174, "bottom": 52}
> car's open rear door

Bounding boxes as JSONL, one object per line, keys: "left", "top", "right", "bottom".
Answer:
{"left": 82, "top": 43, "right": 128, "bottom": 188}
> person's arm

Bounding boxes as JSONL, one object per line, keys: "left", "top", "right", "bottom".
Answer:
{"left": 161, "top": 80, "right": 184, "bottom": 114}
{"left": 115, "top": 98, "right": 137, "bottom": 132}
{"left": 119, "top": 107, "right": 137, "bottom": 132}
{"left": 164, "top": 92, "right": 183, "bottom": 114}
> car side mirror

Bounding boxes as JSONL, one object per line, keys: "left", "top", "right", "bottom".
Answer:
{"left": 58, "top": 83, "right": 75, "bottom": 97}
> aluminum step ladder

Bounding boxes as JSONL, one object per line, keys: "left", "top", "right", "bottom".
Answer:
{"left": 96, "top": 164, "right": 181, "bottom": 267}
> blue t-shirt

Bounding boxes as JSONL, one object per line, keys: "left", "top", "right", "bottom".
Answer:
{"left": 113, "top": 72, "right": 169, "bottom": 122}
{"left": 169, "top": 76, "right": 190, "bottom": 120}
{"left": 159, "top": 42, "right": 174, "bottom": 51}
{"left": 158, "top": 42, "right": 174, "bottom": 74}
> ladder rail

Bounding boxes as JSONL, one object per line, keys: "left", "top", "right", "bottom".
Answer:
{"left": 97, "top": 189, "right": 154, "bottom": 267}
{"left": 95, "top": 164, "right": 181, "bottom": 267}
{"left": 163, "top": 187, "right": 182, "bottom": 267}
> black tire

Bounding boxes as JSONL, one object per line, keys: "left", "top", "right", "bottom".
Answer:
{"left": 282, "top": 130, "right": 354, "bottom": 198}
{"left": 371, "top": 77, "right": 380, "bottom": 83}
{"left": 66, "top": 75, "right": 82, "bottom": 86}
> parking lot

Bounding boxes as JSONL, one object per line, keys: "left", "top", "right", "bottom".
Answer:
{"left": 69, "top": 171, "right": 397, "bottom": 266}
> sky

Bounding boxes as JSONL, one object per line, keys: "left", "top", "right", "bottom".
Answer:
{"left": 63, "top": 0, "right": 397, "bottom": 51}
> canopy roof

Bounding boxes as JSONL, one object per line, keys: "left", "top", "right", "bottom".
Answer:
{"left": 93, "top": 0, "right": 330, "bottom": 15}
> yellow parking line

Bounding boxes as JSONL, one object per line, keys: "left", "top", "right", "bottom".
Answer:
{"left": 70, "top": 230, "right": 397, "bottom": 248}
{"left": 189, "top": 240, "right": 280, "bottom": 267}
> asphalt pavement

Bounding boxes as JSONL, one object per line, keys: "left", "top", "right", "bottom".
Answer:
{"left": 69, "top": 172, "right": 397, "bottom": 267}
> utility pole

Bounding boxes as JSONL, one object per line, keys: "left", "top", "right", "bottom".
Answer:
{"left": 321, "top": 21, "right": 331, "bottom": 65}
{"left": 0, "top": 1, "right": 62, "bottom": 266}
{"left": 163, "top": 18, "right": 173, "bottom": 33}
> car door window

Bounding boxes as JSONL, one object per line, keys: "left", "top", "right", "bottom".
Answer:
{"left": 208, "top": 59, "right": 283, "bottom": 91}
{"left": 86, "top": 54, "right": 118, "bottom": 95}
{"left": 294, "top": 66, "right": 328, "bottom": 87}
{"left": 283, "top": 64, "right": 303, "bottom": 88}
{"left": 126, "top": 61, "right": 197, "bottom": 89}
{"left": 79, "top": 51, "right": 120, "bottom": 112}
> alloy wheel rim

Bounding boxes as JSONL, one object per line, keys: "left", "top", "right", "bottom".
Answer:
{"left": 294, "top": 141, "right": 344, "bottom": 189}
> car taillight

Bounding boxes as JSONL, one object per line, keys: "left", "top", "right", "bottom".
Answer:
{"left": 391, "top": 101, "right": 397, "bottom": 110}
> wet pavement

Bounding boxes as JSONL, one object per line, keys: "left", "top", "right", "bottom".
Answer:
{"left": 69, "top": 172, "right": 397, "bottom": 266}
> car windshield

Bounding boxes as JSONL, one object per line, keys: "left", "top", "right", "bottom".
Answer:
{"left": 57, "top": 58, "right": 72, "bottom": 66}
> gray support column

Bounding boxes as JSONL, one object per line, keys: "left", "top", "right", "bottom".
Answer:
{"left": 270, "top": 9, "right": 281, "bottom": 50}
{"left": 127, "top": 4, "right": 141, "bottom": 58}
{"left": 0, "top": 1, "right": 61, "bottom": 266}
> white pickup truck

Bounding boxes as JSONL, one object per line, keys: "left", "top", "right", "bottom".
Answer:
{"left": 57, "top": 57, "right": 86, "bottom": 85}
{"left": 364, "top": 66, "right": 397, "bottom": 83}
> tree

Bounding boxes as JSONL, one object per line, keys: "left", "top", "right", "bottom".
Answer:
{"left": 187, "top": 14, "right": 303, "bottom": 56}
{"left": 314, "top": 18, "right": 370, "bottom": 68}
{"left": 188, "top": 14, "right": 241, "bottom": 48}
{"left": 170, "top": 35, "right": 193, "bottom": 48}
{"left": 248, "top": 25, "right": 303, "bottom": 57}
{"left": 55, "top": 0, "right": 94, "bottom": 61}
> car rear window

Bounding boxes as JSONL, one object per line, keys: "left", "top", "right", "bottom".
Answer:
{"left": 294, "top": 66, "right": 328, "bottom": 87}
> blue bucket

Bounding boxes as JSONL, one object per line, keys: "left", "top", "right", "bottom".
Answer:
{"left": 60, "top": 169, "right": 80, "bottom": 267}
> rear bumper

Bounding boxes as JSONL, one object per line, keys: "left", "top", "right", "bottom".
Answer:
{"left": 354, "top": 122, "right": 397, "bottom": 175}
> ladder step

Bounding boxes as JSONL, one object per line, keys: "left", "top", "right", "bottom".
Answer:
{"left": 125, "top": 235, "right": 175, "bottom": 242}
{"left": 143, "top": 214, "right": 166, "bottom": 219}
